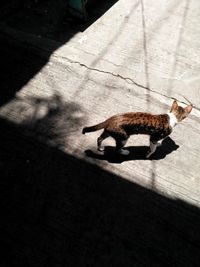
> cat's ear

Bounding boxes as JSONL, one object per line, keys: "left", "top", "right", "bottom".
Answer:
{"left": 170, "top": 100, "right": 178, "bottom": 112}
{"left": 185, "top": 104, "right": 193, "bottom": 114}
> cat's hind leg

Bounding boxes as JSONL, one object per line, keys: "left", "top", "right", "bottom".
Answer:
{"left": 97, "top": 131, "right": 109, "bottom": 152}
{"left": 108, "top": 129, "right": 129, "bottom": 156}
{"left": 116, "top": 138, "right": 129, "bottom": 156}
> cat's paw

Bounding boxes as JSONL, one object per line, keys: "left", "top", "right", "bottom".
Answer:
{"left": 146, "top": 150, "right": 152, "bottom": 158}
{"left": 98, "top": 146, "right": 105, "bottom": 152}
{"left": 117, "top": 149, "right": 130, "bottom": 156}
{"left": 157, "top": 141, "right": 162, "bottom": 147}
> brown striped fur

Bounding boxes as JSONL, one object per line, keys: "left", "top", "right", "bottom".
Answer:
{"left": 82, "top": 101, "right": 192, "bottom": 157}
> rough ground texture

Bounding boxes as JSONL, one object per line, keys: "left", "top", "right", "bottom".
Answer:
{"left": 0, "top": 0, "right": 200, "bottom": 266}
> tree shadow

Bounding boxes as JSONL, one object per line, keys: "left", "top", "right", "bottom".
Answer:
{"left": 0, "top": 119, "right": 199, "bottom": 267}
{"left": 85, "top": 136, "right": 179, "bottom": 163}
{"left": 1, "top": 92, "right": 86, "bottom": 149}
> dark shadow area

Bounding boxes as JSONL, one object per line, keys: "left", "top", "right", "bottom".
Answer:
{"left": 0, "top": 41, "right": 48, "bottom": 106}
{"left": 85, "top": 137, "right": 179, "bottom": 163}
{"left": 0, "top": 0, "right": 118, "bottom": 107}
{"left": 85, "top": 0, "right": 118, "bottom": 29}
{"left": 0, "top": 0, "right": 119, "bottom": 42}
{"left": 0, "top": 116, "right": 200, "bottom": 266}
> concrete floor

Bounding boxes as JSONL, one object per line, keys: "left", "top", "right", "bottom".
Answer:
{"left": 0, "top": 0, "right": 200, "bottom": 266}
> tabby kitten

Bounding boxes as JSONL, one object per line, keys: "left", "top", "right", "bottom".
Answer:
{"left": 82, "top": 100, "right": 192, "bottom": 158}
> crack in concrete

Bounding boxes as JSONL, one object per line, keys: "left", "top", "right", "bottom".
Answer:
{"left": 54, "top": 54, "right": 200, "bottom": 111}
{"left": 1, "top": 24, "right": 199, "bottom": 111}
{"left": 2, "top": 24, "right": 199, "bottom": 111}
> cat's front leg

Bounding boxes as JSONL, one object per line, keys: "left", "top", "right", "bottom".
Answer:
{"left": 146, "top": 141, "right": 158, "bottom": 158}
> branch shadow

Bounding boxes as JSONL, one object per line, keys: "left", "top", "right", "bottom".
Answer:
{"left": 167, "top": 0, "right": 190, "bottom": 95}
{"left": 85, "top": 136, "right": 179, "bottom": 163}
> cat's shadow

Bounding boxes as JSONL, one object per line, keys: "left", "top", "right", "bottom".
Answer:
{"left": 85, "top": 137, "right": 179, "bottom": 163}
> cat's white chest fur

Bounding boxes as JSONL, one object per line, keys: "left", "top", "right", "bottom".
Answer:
{"left": 168, "top": 112, "right": 178, "bottom": 128}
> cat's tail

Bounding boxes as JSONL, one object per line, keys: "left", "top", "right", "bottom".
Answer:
{"left": 82, "top": 121, "right": 106, "bottom": 134}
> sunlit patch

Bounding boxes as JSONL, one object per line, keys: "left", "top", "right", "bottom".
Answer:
{"left": 71, "top": 110, "right": 84, "bottom": 119}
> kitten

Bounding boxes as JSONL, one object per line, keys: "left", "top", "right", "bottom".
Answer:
{"left": 82, "top": 100, "right": 192, "bottom": 158}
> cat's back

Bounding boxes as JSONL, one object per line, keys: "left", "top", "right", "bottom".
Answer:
{"left": 123, "top": 112, "right": 169, "bottom": 125}
{"left": 108, "top": 112, "right": 170, "bottom": 134}
{"left": 110, "top": 112, "right": 161, "bottom": 123}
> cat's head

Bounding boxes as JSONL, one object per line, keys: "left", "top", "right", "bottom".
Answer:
{"left": 170, "top": 100, "right": 192, "bottom": 122}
